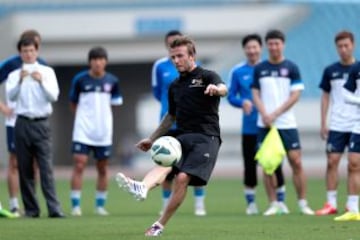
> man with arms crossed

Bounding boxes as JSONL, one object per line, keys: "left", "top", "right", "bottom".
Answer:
{"left": 316, "top": 31, "right": 358, "bottom": 215}
{"left": 251, "top": 29, "right": 314, "bottom": 215}
{"left": 116, "top": 36, "right": 227, "bottom": 236}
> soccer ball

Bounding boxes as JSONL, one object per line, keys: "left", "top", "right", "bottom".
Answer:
{"left": 150, "top": 136, "right": 182, "bottom": 167}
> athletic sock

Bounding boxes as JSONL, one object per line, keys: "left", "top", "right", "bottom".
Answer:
{"left": 326, "top": 190, "right": 337, "bottom": 208}
{"left": 244, "top": 188, "right": 256, "bottom": 205}
{"left": 70, "top": 190, "right": 81, "bottom": 208}
{"left": 9, "top": 197, "right": 19, "bottom": 210}
{"left": 346, "top": 195, "right": 359, "bottom": 213}
{"left": 95, "top": 191, "right": 107, "bottom": 208}
{"left": 276, "top": 185, "right": 286, "bottom": 202}
{"left": 298, "top": 199, "right": 308, "bottom": 209}
{"left": 162, "top": 189, "right": 171, "bottom": 210}
{"left": 194, "top": 187, "right": 205, "bottom": 209}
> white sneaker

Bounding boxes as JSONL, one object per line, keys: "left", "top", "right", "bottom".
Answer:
{"left": 300, "top": 205, "right": 314, "bottom": 215}
{"left": 115, "top": 172, "right": 148, "bottom": 201}
{"left": 95, "top": 207, "right": 109, "bottom": 216}
{"left": 246, "top": 202, "right": 259, "bottom": 215}
{"left": 263, "top": 202, "right": 280, "bottom": 216}
{"left": 71, "top": 207, "right": 82, "bottom": 216}
{"left": 10, "top": 208, "right": 21, "bottom": 218}
{"left": 195, "top": 207, "right": 207, "bottom": 216}
{"left": 145, "top": 222, "right": 164, "bottom": 236}
{"left": 278, "top": 202, "right": 290, "bottom": 215}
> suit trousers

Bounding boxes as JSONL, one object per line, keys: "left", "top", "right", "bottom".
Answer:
{"left": 14, "top": 116, "right": 62, "bottom": 217}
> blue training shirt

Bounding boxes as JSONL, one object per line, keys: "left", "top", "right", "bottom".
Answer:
{"left": 0, "top": 55, "right": 47, "bottom": 84}
{"left": 227, "top": 62, "right": 258, "bottom": 135}
{"left": 152, "top": 57, "right": 179, "bottom": 122}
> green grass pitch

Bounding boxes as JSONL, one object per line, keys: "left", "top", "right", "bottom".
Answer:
{"left": 0, "top": 177, "right": 358, "bottom": 240}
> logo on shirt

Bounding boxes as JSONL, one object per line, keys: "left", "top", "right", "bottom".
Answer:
{"left": 95, "top": 86, "right": 101, "bottom": 92}
{"left": 103, "top": 83, "right": 112, "bottom": 92}
{"left": 332, "top": 72, "right": 340, "bottom": 78}
{"left": 271, "top": 71, "right": 278, "bottom": 77}
{"left": 343, "top": 73, "right": 349, "bottom": 80}
{"left": 291, "top": 142, "right": 299, "bottom": 148}
{"left": 163, "top": 72, "right": 171, "bottom": 77}
{"left": 280, "top": 68, "right": 289, "bottom": 77}
{"left": 189, "top": 78, "right": 204, "bottom": 88}
{"left": 84, "top": 85, "right": 92, "bottom": 91}
{"left": 260, "top": 70, "right": 268, "bottom": 76}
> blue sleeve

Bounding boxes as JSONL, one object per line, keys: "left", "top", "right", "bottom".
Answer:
{"left": 0, "top": 57, "right": 20, "bottom": 84}
{"left": 227, "top": 70, "right": 243, "bottom": 108}
{"left": 37, "top": 57, "right": 47, "bottom": 66}
{"left": 344, "top": 65, "right": 358, "bottom": 93}
{"left": 251, "top": 66, "right": 260, "bottom": 89}
{"left": 69, "top": 75, "right": 81, "bottom": 104}
{"left": 290, "top": 63, "right": 302, "bottom": 84}
{"left": 111, "top": 78, "right": 123, "bottom": 105}
{"left": 319, "top": 67, "right": 331, "bottom": 92}
{"left": 151, "top": 64, "right": 162, "bottom": 101}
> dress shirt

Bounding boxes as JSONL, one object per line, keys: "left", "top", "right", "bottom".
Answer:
{"left": 6, "top": 62, "right": 59, "bottom": 118}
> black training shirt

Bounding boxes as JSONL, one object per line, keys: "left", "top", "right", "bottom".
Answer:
{"left": 168, "top": 66, "right": 224, "bottom": 137}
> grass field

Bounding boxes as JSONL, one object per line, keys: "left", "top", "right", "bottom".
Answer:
{"left": 0, "top": 177, "right": 358, "bottom": 240}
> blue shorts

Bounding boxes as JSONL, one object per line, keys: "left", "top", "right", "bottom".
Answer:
{"left": 257, "top": 128, "right": 301, "bottom": 151}
{"left": 72, "top": 142, "right": 112, "bottom": 160}
{"left": 349, "top": 133, "right": 360, "bottom": 153}
{"left": 326, "top": 130, "right": 351, "bottom": 153}
{"left": 6, "top": 126, "right": 16, "bottom": 154}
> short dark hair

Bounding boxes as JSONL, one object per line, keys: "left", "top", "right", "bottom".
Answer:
{"left": 265, "top": 29, "right": 285, "bottom": 42}
{"left": 242, "top": 34, "right": 262, "bottom": 47}
{"left": 335, "top": 30, "right": 354, "bottom": 43}
{"left": 170, "top": 36, "right": 196, "bottom": 56}
{"left": 88, "top": 46, "right": 108, "bottom": 62}
{"left": 20, "top": 29, "right": 41, "bottom": 42}
{"left": 165, "top": 30, "right": 182, "bottom": 41}
{"left": 17, "top": 37, "right": 38, "bottom": 51}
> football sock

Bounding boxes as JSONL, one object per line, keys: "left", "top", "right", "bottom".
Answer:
{"left": 346, "top": 195, "right": 359, "bottom": 213}
{"left": 95, "top": 191, "right": 107, "bottom": 208}
{"left": 194, "top": 187, "right": 205, "bottom": 209}
{"left": 326, "top": 190, "right": 337, "bottom": 208}
{"left": 298, "top": 199, "right": 308, "bottom": 208}
{"left": 70, "top": 190, "right": 81, "bottom": 208}
{"left": 162, "top": 189, "right": 171, "bottom": 210}
{"left": 9, "top": 197, "right": 19, "bottom": 210}
{"left": 276, "top": 185, "right": 286, "bottom": 202}
{"left": 244, "top": 188, "right": 255, "bottom": 205}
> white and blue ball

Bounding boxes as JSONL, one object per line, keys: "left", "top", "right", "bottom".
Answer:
{"left": 151, "top": 136, "right": 182, "bottom": 167}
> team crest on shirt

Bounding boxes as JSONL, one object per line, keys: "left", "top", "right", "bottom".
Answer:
{"left": 271, "top": 71, "right": 278, "bottom": 77}
{"left": 189, "top": 78, "right": 204, "bottom": 88}
{"left": 280, "top": 68, "right": 289, "bottom": 77}
{"left": 103, "top": 83, "right": 112, "bottom": 92}
{"left": 332, "top": 72, "right": 340, "bottom": 78}
{"left": 260, "top": 70, "right": 268, "bottom": 76}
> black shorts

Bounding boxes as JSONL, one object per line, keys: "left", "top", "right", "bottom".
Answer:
{"left": 326, "top": 130, "right": 351, "bottom": 153}
{"left": 171, "top": 133, "right": 221, "bottom": 186}
{"left": 257, "top": 128, "right": 301, "bottom": 151}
